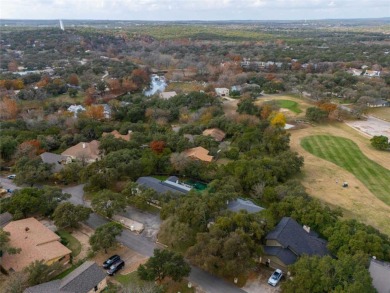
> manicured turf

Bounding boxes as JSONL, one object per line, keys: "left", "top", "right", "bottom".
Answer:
{"left": 57, "top": 230, "right": 81, "bottom": 257}
{"left": 277, "top": 99, "right": 302, "bottom": 113}
{"left": 301, "top": 135, "right": 390, "bottom": 205}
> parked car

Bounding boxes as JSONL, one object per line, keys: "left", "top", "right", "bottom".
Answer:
{"left": 107, "top": 259, "right": 125, "bottom": 276}
{"left": 268, "top": 269, "right": 283, "bottom": 286}
{"left": 7, "top": 174, "right": 16, "bottom": 179}
{"left": 103, "top": 255, "right": 121, "bottom": 269}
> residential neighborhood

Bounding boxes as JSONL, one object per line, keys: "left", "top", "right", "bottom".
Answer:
{"left": 1, "top": 9, "right": 390, "bottom": 293}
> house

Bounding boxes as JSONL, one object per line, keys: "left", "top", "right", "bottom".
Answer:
{"left": 61, "top": 140, "right": 101, "bottom": 163}
{"left": 40, "top": 152, "right": 69, "bottom": 173}
{"left": 1, "top": 218, "right": 71, "bottom": 272}
{"left": 226, "top": 198, "right": 264, "bottom": 214}
{"left": 67, "top": 104, "right": 86, "bottom": 118}
{"left": 159, "top": 91, "right": 177, "bottom": 100}
{"left": 348, "top": 68, "right": 363, "bottom": 76}
{"left": 101, "top": 104, "right": 111, "bottom": 119}
{"left": 102, "top": 130, "right": 132, "bottom": 141}
{"left": 182, "top": 146, "right": 213, "bottom": 163}
{"left": 136, "top": 176, "right": 192, "bottom": 195}
{"left": 369, "top": 258, "right": 390, "bottom": 293}
{"left": 0, "top": 212, "right": 12, "bottom": 227}
{"left": 262, "top": 217, "right": 329, "bottom": 271}
{"left": 367, "top": 99, "right": 389, "bottom": 108}
{"left": 24, "top": 261, "right": 107, "bottom": 293}
{"left": 202, "top": 128, "right": 226, "bottom": 142}
{"left": 215, "top": 88, "right": 230, "bottom": 97}
{"left": 364, "top": 70, "right": 381, "bottom": 77}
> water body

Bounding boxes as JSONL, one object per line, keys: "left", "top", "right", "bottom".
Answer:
{"left": 144, "top": 74, "right": 167, "bottom": 96}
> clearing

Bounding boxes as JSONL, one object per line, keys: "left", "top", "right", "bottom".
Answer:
{"left": 255, "top": 94, "right": 313, "bottom": 118}
{"left": 289, "top": 123, "right": 390, "bottom": 236}
{"left": 301, "top": 135, "right": 390, "bottom": 205}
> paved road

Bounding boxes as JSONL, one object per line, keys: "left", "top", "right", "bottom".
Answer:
{"left": 0, "top": 177, "right": 20, "bottom": 192}
{"left": 4, "top": 182, "right": 246, "bottom": 293}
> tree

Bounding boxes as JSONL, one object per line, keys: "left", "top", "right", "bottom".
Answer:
{"left": 0, "top": 135, "right": 18, "bottom": 161}
{"left": 270, "top": 112, "right": 286, "bottom": 127}
{"left": 282, "top": 254, "right": 375, "bottom": 293}
{"left": 68, "top": 87, "right": 78, "bottom": 98}
{"left": 150, "top": 140, "right": 166, "bottom": 154}
{"left": 25, "top": 260, "right": 63, "bottom": 286}
{"left": 53, "top": 202, "right": 91, "bottom": 229}
{"left": 85, "top": 105, "right": 105, "bottom": 120}
{"left": 138, "top": 249, "right": 191, "bottom": 283}
{"left": 305, "top": 107, "right": 328, "bottom": 122}
{"left": 0, "top": 228, "right": 21, "bottom": 255}
{"left": 13, "top": 156, "right": 52, "bottom": 187}
{"left": 91, "top": 189, "right": 126, "bottom": 218}
{"left": 370, "top": 135, "right": 389, "bottom": 151}
{"left": 0, "top": 97, "right": 19, "bottom": 120}
{"left": 237, "top": 98, "right": 259, "bottom": 115}
{"left": 68, "top": 73, "right": 80, "bottom": 86}
{"left": 89, "top": 222, "right": 123, "bottom": 253}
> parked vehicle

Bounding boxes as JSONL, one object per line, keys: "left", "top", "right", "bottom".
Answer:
{"left": 107, "top": 259, "right": 125, "bottom": 276}
{"left": 7, "top": 174, "right": 16, "bottom": 179}
{"left": 103, "top": 255, "right": 121, "bottom": 269}
{"left": 268, "top": 269, "right": 283, "bottom": 286}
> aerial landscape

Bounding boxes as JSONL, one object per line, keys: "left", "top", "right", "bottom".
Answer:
{"left": 0, "top": 1, "right": 390, "bottom": 293}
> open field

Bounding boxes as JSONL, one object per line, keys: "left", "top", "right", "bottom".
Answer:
{"left": 276, "top": 99, "right": 302, "bottom": 114}
{"left": 301, "top": 135, "right": 390, "bottom": 205}
{"left": 368, "top": 107, "right": 390, "bottom": 122}
{"left": 289, "top": 122, "right": 390, "bottom": 236}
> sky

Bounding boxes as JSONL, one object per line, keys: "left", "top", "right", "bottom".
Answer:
{"left": 1, "top": 0, "right": 389, "bottom": 21}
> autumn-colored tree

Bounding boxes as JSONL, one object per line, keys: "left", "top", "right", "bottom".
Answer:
{"left": 270, "top": 112, "right": 286, "bottom": 127}
{"left": 122, "top": 78, "right": 138, "bottom": 92}
{"left": 107, "top": 79, "right": 122, "bottom": 94}
{"left": 85, "top": 105, "right": 105, "bottom": 120}
{"left": 150, "top": 141, "right": 166, "bottom": 154}
{"left": 292, "top": 62, "right": 302, "bottom": 71}
{"left": 8, "top": 60, "right": 18, "bottom": 72}
{"left": 0, "top": 97, "right": 18, "bottom": 120}
{"left": 84, "top": 87, "right": 97, "bottom": 105}
{"left": 15, "top": 140, "right": 45, "bottom": 158}
{"left": 12, "top": 79, "right": 24, "bottom": 90}
{"left": 68, "top": 73, "right": 80, "bottom": 86}
{"left": 131, "top": 68, "right": 149, "bottom": 89}
{"left": 36, "top": 76, "right": 51, "bottom": 88}
{"left": 318, "top": 102, "right": 337, "bottom": 114}
{"left": 260, "top": 104, "right": 273, "bottom": 120}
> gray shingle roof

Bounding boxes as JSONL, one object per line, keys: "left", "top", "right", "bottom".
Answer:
{"left": 227, "top": 198, "right": 264, "bottom": 214}
{"left": 136, "top": 177, "right": 191, "bottom": 194}
{"left": 23, "top": 261, "right": 106, "bottom": 293}
{"left": 265, "top": 217, "right": 329, "bottom": 258}
{"left": 263, "top": 246, "right": 297, "bottom": 265}
{"left": 40, "top": 152, "right": 68, "bottom": 173}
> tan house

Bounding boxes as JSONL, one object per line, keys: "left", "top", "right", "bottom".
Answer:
{"left": 2, "top": 218, "right": 71, "bottom": 272}
{"left": 215, "top": 88, "right": 230, "bottom": 97}
{"left": 61, "top": 140, "right": 100, "bottom": 163}
{"left": 102, "top": 130, "right": 132, "bottom": 141}
{"left": 182, "top": 146, "right": 213, "bottom": 163}
{"left": 24, "top": 261, "right": 107, "bottom": 293}
{"left": 202, "top": 128, "right": 226, "bottom": 142}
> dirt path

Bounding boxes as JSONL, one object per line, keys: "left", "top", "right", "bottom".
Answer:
{"left": 72, "top": 224, "right": 94, "bottom": 261}
{"left": 289, "top": 123, "right": 390, "bottom": 236}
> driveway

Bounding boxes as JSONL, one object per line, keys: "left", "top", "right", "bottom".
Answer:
{"left": 0, "top": 177, "right": 21, "bottom": 192}
{"left": 345, "top": 116, "right": 390, "bottom": 138}
{"left": 119, "top": 206, "right": 161, "bottom": 241}
{"left": 62, "top": 184, "right": 90, "bottom": 207}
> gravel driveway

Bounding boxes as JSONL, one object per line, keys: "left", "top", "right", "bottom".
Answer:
{"left": 345, "top": 116, "right": 390, "bottom": 138}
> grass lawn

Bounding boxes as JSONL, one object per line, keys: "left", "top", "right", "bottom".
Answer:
{"left": 277, "top": 99, "right": 302, "bottom": 114}
{"left": 57, "top": 230, "right": 82, "bottom": 257}
{"left": 301, "top": 135, "right": 390, "bottom": 205}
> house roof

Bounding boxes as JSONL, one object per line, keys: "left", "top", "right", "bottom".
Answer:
{"left": 263, "top": 246, "right": 298, "bottom": 265}
{"left": 182, "top": 146, "right": 213, "bottom": 162}
{"left": 2, "top": 218, "right": 71, "bottom": 272}
{"left": 24, "top": 261, "right": 106, "bottom": 293}
{"left": 202, "top": 128, "right": 226, "bottom": 142}
{"left": 369, "top": 99, "right": 389, "bottom": 105}
{"left": 61, "top": 140, "right": 100, "bottom": 162}
{"left": 40, "top": 152, "right": 68, "bottom": 173}
{"left": 102, "top": 130, "right": 132, "bottom": 141}
{"left": 369, "top": 258, "right": 390, "bottom": 293}
{"left": 265, "top": 217, "right": 329, "bottom": 258}
{"left": 0, "top": 212, "right": 13, "bottom": 227}
{"left": 136, "top": 176, "right": 191, "bottom": 194}
{"left": 227, "top": 198, "right": 264, "bottom": 214}
{"left": 159, "top": 91, "right": 177, "bottom": 100}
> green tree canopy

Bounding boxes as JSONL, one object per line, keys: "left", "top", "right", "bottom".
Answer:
{"left": 53, "top": 202, "right": 92, "bottom": 229}
{"left": 0, "top": 228, "right": 21, "bottom": 256}
{"left": 89, "top": 222, "right": 123, "bottom": 253}
{"left": 13, "top": 156, "right": 53, "bottom": 187}
{"left": 91, "top": 189, "right": 126, "bottom": 218}
{"left": 138, "top": 249, "right": 191, "bottom": 283}
{"left": 370, "top": 135, "right": 389, "bottom": 151}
